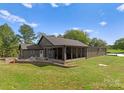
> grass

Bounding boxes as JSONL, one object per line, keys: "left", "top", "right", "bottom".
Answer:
{"left": 107, "top": 49, "right": 124, "bottom": 53}
{"left": 0, "top": 56, "right": 124, "bottom": 89}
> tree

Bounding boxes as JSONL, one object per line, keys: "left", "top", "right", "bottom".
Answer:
{"left": 64, "top": 29, "right": 90, "bottom": 44}
{"left": 113, "top": 38, "right": 124, "bottom": 49}
{"left": 89, "top": 38, "right": 107, "bottom": 47}
{"left": 0, "top": 23, "right": 19, "bottom": 57}
{"left": 107, "top": 45, "right": 114, "bottom": 49}
{"left": 0, "top": 36, "right": 3, "bottom": 56}
{"left": 57, "top": 34, "right": 63, "bottom": 38}
{"left": 35, "top": 32, "right": 46, "bottom": 43}
{"left": 18, "top": 24, "right": 36, "bottom": 44}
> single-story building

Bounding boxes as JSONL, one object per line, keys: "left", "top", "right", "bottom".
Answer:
{"left": 19, "top": 35, "right": 106, "bottom": 62}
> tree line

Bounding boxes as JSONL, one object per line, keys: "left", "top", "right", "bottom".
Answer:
{"left": 1, "top": 23, "right": 122, "bottom": 57}
{"left": 108, "top": 38, "right": 124, "bottom": 50}
{"left": 0, "top": 23, "right": 36, "bottom": 57}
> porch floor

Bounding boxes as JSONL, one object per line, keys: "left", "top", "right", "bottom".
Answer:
{"left": 16, "top": 57, "right": 79, "bottom": 68}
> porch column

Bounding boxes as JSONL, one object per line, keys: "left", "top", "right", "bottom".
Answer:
{"left": 85, "top": 47, "right": 88, "bottom": 59}
{"left": 56, "top": 48, "right": 58, "bottom": 59}
{"left": 81, "top": 48, "right": 82, "bottom": 57}
{"left": 63, "top": 46, "right": 66, "bottom": 61}
{"left": 76, "top": 48, "right": 78, "bottom": 58}
{"left": 71, "top": 47, "right": 73, "bottom": 59}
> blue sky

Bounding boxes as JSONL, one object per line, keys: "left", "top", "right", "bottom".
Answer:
{"left": 0, "top": 3, "right": 124, "bottom": 45}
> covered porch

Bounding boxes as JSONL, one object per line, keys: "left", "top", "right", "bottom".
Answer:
{"left": 43, "top": 46, "right": 87, "bottom": 61}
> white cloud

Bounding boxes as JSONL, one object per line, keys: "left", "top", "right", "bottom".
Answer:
{"left": 117, "top": 4, "right": 124, "bottom": 12}
{"left": 50, "top": 3, "right": 71, "bottom": 8}
{"left": 71, "top": 27, "right": 94, "bottom": 33}
{"left": 0, "top": 9, "right": 38, "bottom": 27}
{"left": 84, "top": 29, "right": 94, "bottom": 33}
{"left": 64, "top": 3, "right": 71, "bottom": 6}
{"left": 22, "top": 3, "right": 33, "bottom": 8}
{"left": 72, "top": 27, "right": 80, "bottom": 30}
{"left": 99, "top": 21, "right": 107, "bottom": 26}
{"left": 52, "top": 33, "right": 64, "bottom": 37}
{"left": 53, "top": 33, "right": 59, "bottom": 37}
{"left": 27, "top": 23, "right": 38, "bottom": 28}
{"left": 50, "top": 3, "right": 59, "bottom": 8}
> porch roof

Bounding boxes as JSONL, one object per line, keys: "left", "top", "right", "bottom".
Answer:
{"left": 19, "top": 44, "right": 42, "bottom": 50}
{"left": 39, "top": 36, "right": 88, "bottom": 47}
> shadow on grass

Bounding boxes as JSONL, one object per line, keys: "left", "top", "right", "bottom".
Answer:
{"left": 21, "top": 62, "right": 77, "bottom": 68}
{"left": 107, "top": 52, "right": 124, "bottom": 54}
{"left": 16, "top": 61, "right": 52, "bottom": 67}
{"left": 30, "top": 62, "right": 52, "bottom": 67}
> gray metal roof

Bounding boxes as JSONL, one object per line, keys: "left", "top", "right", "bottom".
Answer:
{"left": 20, "top": 36, "right": 88, "bottom": 50}
{"left": 44, "top": 36, "right": 88, "bottom": 47}
{"left": 20, "top": 44, "right": 42, "bottom": 49}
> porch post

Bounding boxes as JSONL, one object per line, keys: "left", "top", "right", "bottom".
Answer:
{"left": 81, "top": 48, "right": 82, "bottom": 57}
{"left": 56, "top": 48, "right": 58, "bottom": 59}
{"left": 63, "top": 46, "right": 66, "bottom": 61}
{"left": 71, "top": 47, "right": 73, "bottom": 59}
{"left": 76, "top": 48, "right": 78, "bottom": 58}
{"left": 85, "top": 47, "right": 88, "bottom": 59}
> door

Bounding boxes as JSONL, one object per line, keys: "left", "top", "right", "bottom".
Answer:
{"left": 40, "top": 50, "right": 44, "bottom": 57}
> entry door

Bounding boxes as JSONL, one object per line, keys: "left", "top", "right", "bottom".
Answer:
{"left": 40, "top": 50, "right": 44, "bottom": 57}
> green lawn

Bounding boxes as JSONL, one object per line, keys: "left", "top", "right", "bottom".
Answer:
{"left": 107, "top": 49, "right": 124, "bottom": 53}
{"left": 0, "top": 56, "right": 124, "bottom": 90}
